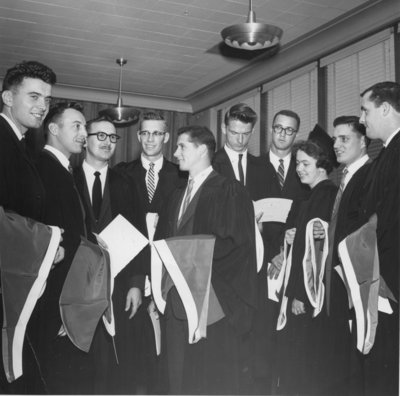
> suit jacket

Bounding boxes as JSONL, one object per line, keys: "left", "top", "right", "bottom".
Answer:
{"left": 157, "top": 170, "right": 258, "bottom": 334}
{"left": 0, "top": 116, "right": 45, "bottom": 220}
{"left": 74, "top": 166, "right": 141, "bottom": 282}
{"left": 260, "top": 152, "right": 310, "bottom": 262}
{"left": 212, "top": 148, "right": 269, "bottom": 201}
{"left": 114, "top": 158, "right": 187, "bottom": 278}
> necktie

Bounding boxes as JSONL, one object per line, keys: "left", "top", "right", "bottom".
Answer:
{"left": 277, "top": 159, "right": 285, "bottom": 189}
{"left": 179, "top": 179, "right": 194, "bottom": 224}
{"left": 331, "top": 167, "right": 348, "bottom": 220}
{"left": 238, "top": 154, "right": 245, "bottom": 185}
{"left": 147, "top": 162, "right": 156, "bottom": 203}
{"left": 68, "top": 164, "right": 73, "bottom": 175}
{"left": 92, "top": 171, "right": 102, "bottom": 220}
{"left": 325, "top": 167, "right": 348, "bottom": 314}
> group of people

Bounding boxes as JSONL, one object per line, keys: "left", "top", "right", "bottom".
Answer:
{"left": 0, "top": 59, "right": 398, "bottom": 396}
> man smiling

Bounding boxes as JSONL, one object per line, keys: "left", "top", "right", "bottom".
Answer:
{"left": 157, "top": 125, "right": 257, "bottom": 395}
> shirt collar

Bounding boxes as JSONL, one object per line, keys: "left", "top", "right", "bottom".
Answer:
{"left": 191, "top": 165, "right": 213, "bottom": 186}
{"left": 384, "top": 127, "right": 400, "bottom": 147}
{"left": 141, "top": 154, "right": 164, "bottom": 172}
{"left": 224, "top": 144, "right": 247, "bottom": 162}
{"left": 345, "top": 154, "right": 369, "bottom": 177}
{"left": 44, "top": 145, "right": 71, "bottom": 171}
{"left": 0, "top": 113, "right": 23, "bottom": 141}
{"left": 82, "top": 160, "right": 108, "bottom": 176}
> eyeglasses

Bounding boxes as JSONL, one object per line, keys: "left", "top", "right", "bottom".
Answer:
{"left": 87, "top": 132, "right": 120, "bottom": 143}
{"left": 272, "top": 125, "right": 297, "bottom": 136}
{"left": 138, "top": 130, "right": 166, "bottom": 137}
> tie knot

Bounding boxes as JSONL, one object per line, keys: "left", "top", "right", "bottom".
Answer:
{"left": 68, "top": 164, "right": 73, "bottom": 174}
{"left": 238, "top": 153, "right": 243, "bottom": 161}
{"left": 187, "top": 178, "right": 194, "bottom": 188}
{"left": 94, "top": 171, "right": 101, "bottom": 178}
{"left": 342, "top": 167, "right": 348, "bottom": 176}
{"left": 149, "top": 162, "right": 155, "bottom": 169}
{"left": 279, "top": 159, "right": 284, "bottom": 165}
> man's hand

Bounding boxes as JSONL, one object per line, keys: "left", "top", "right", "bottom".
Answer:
{"left": 53, "top": 246, "right": 65, "bottom": 265}
{"left": 94, "top": 233, "right": 109, "bottom": 250}
{"left": 313, "top": 220, "right": 326, "bottom": 240}
{"left": 292, "top": 298, "right": 306, "bottom": 315}
{"left": 267, "top": 251, "right": 284, "bottom": 279}
{"left": 125, "top": 287, "right": 143, "bottom": 319}
{"left": 255, "top": 211, "right": 263, "bottom": 233}
{"left": 285, "top": 228, "right": 296, "bottom": 245}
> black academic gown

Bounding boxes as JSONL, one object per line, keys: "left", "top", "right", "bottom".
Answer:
{"left": 280, "top": 179, "right": 337, "bottom": 395}
{"left": 156, "top": 171, "right": 258, "bottom": 395}
{"left": 114, "top": 158, "right": 187, "bottom": 393}
{"left": 361, "top": 132, "right": 400, "bottom": 396}
{"left": 74, "top": 166, "right": 145, "bottom": 394}
{"left": 322, "top": 162, "right": 371, "bottom": 395}
{"left": 213, "top": 148, "right": 277, "bottom": 393}
{"left": 34, "top": 150, "right": 93, "bottom": 394}
{"left": 0, "top": 117, "right": 46, "bottom": 393}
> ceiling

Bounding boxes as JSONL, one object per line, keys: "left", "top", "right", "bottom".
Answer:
{"left": 0, "top": 0, "right": 374, "bottom": 107}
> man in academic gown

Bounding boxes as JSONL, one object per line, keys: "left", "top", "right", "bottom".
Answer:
{"left": 321, "top": 115, "right": 371, "bottom": 395}
{"left": 74, "top": 116, "right": 141, "bottom": 394}
{"left": 35, "top": 102, "right": 92, "bottom": 394}
{"left": 255, "top": 110, "right": 310, "bottom": 392}
{"left": 0, "top": 60, "right": 58, "bottom": 393}
{"left": 156, "top": 125, "right": 258, "bottom": 395}
{"left": 359, "top": 81, "right": 399, "bottom": 396}
{"left": 114, "top": 112, "right": 187, "bottom": 393}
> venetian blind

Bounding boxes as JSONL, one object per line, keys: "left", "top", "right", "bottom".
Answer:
{"left": 322, "top": 29, "right": 395, "bottom": 160}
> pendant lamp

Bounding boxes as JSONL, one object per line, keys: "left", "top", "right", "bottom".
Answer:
{"left": 221, "top": 0, "right": 283, "bottom": 51}
{"left": 99, "top": 58, "right": 140, "bottom": 126}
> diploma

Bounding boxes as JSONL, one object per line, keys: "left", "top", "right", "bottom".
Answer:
{"left": 254, "top": 198, "right": 293, "bottom": 223}
{"left": 99, "top": 214, "right": 148, "bottom": 278}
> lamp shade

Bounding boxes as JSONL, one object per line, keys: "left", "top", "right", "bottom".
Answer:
{"left": 221, "top": 1, "right": 283, "bottom": 51}
{"left": 99, "top": 58, "right": 140, "bottom": 127}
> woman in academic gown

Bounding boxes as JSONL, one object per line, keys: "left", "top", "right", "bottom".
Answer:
{"left": 277, "top": 125, "right": 338, "bottom": 395}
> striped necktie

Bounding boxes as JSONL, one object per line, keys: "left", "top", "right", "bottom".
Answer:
{"left": 179, "top": 179, "right": 194, "bottom": 225}
{"left": 147, "top": 162, "right": 156, "bottom": 203}
{"left": 331, "top": 167, "right": 348, "bottom": 220}
{"left": 277, "top": 159, "right": 285, "bottom": 189}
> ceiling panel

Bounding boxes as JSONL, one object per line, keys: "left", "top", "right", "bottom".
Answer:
{"left": 0, "top": 0, "right": 374, "bottom": 103}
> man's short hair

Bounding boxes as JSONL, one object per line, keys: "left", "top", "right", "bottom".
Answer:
{"left": 178, "top": 125, "right": 216, "bottom": 159}
{"left": 224, "top": 103, "right": 258, "bottom": 128}
{"left": 140, "top": 111, "right": 166, "bottom": 129}
{"left": 361, "top": 81, "right": 400, "bottom": 113}
{"left": 272, "top": 109, "right": 301, "bottom": 131}
{"left": 86, "top": 115, "right": 114, "bottom": 133}
{"left": 2, "top": 60, "right": 57, "bottom": 91}
{"left": 333, "top": 115, "right": 370, "bottom": 147}
{"left": 43, "top": 102, "right": 84, "bottom": 134}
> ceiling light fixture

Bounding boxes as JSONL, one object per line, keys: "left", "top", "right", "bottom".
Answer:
{"left": 99, "top": 58, "right": 140, "bottom": 126}
{"left": 221, "top": 0, "right": 283, "bottom": 51}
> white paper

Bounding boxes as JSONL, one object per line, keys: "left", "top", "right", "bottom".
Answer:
{"left": 254, "top": 198, "right": 293, "bottom": 223}
{"left": 267, "top": 262, "right": 285, "bottom": 302}
{"left": 99, "top": 214, "right": 149, "bottom": 278}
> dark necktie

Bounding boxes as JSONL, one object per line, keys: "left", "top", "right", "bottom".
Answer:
{"left": 92, "top": 171, "right": 102, "bottom": 220}
{"left": 147, "top": 162, "right": 156, "bottom": 203}
{"left": 238, "top": 154, "right": 244, "bottom": 185}
{"left": 277, "top": 159, "right": 285, "bottom": 189}
{"left": 178, "top": 179, "right": 194, "bottom": 225}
